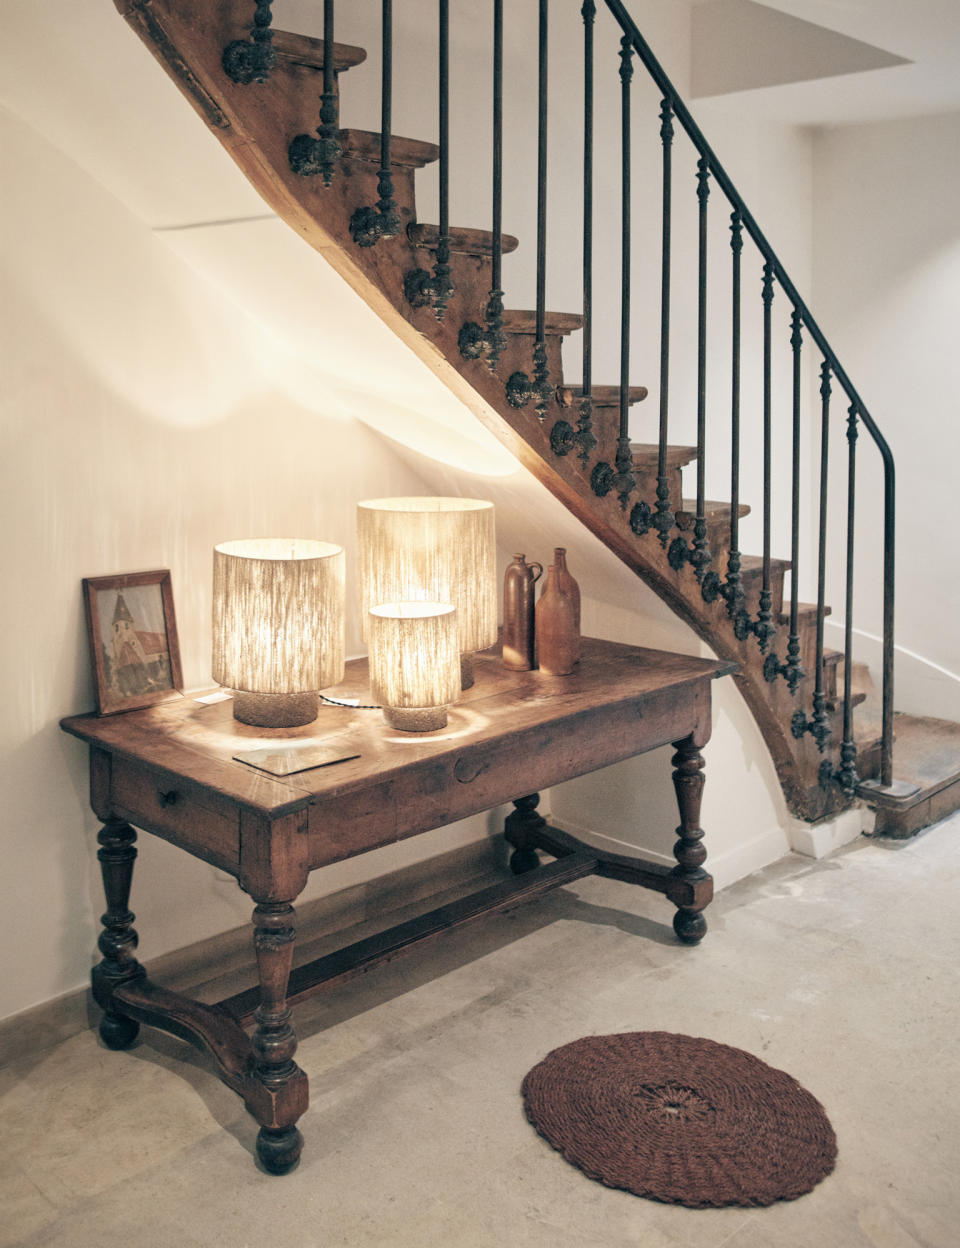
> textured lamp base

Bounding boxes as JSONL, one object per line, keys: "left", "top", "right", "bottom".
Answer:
{"left": 232, "top": 690, "right": 318, "bottom": 728}
{"left": 382, "top": 705, "right": 448, "bottom": 732}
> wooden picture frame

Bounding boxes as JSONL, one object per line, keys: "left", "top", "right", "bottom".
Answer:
{"left": 82, "top": 570, "right": 184, "bottom": 715}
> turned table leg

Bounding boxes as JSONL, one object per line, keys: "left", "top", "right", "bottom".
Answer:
{"left": 667, "top": 735, "right": 714, "bottom": 945}
{"left": 250, "top": 901, "right": 308, "bottom": 1175}
{"left": 92, "top": 819, "right": 145, "bottom": 1049}
{"left": 504, "top": 794, "right": 546, "bottom": 874}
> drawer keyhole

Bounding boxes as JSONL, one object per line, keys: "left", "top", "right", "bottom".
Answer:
{"left": 157, "top": 789, "right": 179, "bottom": 808}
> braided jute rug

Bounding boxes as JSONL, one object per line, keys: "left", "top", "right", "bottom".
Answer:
{"left": 521, "top": 1032, "right": 837, "bottom": 1208}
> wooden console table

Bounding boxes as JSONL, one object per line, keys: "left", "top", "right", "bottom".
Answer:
{"left": 61, "top": 638, "right": 733, "bottom": 1174}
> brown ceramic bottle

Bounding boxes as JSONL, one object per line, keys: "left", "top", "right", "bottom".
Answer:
{"left": 502, "top": 554, "right": 543, "bottom": 670}
{"left": 535, "top": 563, "right": 579, "bottom": 675}
{"left": 552, "top": 548, "right": 581, "bottom": 664}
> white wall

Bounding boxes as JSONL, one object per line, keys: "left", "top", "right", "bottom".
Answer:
{"left": 0, "top": 109, "right": 504, "bottom": 1023}
{"left": 813, "top": 110, "right": 960, "bottom": 719}
{"left": 0, "top": 0, "right": 854, "bottom": 1027}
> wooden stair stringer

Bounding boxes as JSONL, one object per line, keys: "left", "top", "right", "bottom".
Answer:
{"left": 116, "top": 0, "right": 866, "bottom": 822}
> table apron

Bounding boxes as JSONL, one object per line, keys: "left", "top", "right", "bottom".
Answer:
{"left": 307, "top": 681, "right": 709, "bottom": 869}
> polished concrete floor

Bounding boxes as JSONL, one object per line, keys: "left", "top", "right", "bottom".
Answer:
{"left": 2, "top": 813, "right": 958, "bottom": 1248}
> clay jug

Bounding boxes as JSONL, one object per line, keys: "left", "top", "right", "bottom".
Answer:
{"left": 535, "top": 564, "right": 579, "bottom": 675}
{"left": 502, "top": 554, "right": 542, "bottom": 671}
{"left": 552, "top": 548, "right": 581, "bottom": 663}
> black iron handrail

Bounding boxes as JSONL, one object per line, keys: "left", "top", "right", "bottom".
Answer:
{"left": 603, "top": 0, "right": 895, "bottom": 788}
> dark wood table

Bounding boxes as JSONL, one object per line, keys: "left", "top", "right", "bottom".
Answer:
{"left": 61, "top": 637, "right": 734, "bottom": 1174}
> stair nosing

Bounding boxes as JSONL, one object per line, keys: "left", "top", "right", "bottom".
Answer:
{"left": 407, "top": 223, "right": 519, "bottom": 257}
{"left": 272, "top": 30, "right": 367, "bottom": 72}
{"left": 501, "top": 310, "right": 583, "bottom": 336}
{"left": 338, "top": 128, "right": 439, "bottom": 168}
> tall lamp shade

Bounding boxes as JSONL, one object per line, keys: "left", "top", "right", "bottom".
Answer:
{"left": 369, "top": 602, "right": 460, "bottom": 731}
{"left": 212, "top": 538, "right": 345, "bottom": 727}
{"left": 357, "top": 497, "right": 496, "bottom": 686}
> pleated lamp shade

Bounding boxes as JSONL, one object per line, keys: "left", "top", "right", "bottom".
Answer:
{"left": 357, "top": 497, "right": 496, "bottom": 686}
{"left": 212, "top": 538, "right": 345, "bottom": 727}
{"left": 369, "top": 602, "right": 460, "bottom": 731}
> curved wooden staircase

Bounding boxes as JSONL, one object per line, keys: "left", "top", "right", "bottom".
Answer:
{"left": 115, "top": 0, "right": 960, "bottom": 833}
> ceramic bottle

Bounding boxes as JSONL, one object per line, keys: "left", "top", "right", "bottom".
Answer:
{"left": 535, "top": 562, "right": 579, "bottom": 676}
{"left": 552, "top": 547, "right": 581, "bottom": 664}
{"left": 502, "top": 554, "right": 542, "bottom": 670}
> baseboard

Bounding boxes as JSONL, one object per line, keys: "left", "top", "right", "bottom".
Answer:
{"left": 788, "top": 806, "right": 864, "bottom": 859}
{"left": 0, "top": 838, "right": 501, "bottom": 1072}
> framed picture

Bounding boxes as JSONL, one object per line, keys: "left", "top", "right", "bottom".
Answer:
{"left": 82, "top": 570, "right": 183, "bottom": 715}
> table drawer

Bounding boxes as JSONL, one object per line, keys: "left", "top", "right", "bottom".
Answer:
{"left": 111, "top": 757, "right": 241, "bottom": 874}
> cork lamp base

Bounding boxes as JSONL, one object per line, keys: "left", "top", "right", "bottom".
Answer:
{"left": 232, "top": 690, "right": 319, "bottom": 728}
{"left": 382, "top": 705, "right": 448, "bottom": 732}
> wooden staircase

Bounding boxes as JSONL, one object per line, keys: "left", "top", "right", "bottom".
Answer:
{"left": 115, "top": 0, "right": 960, "bottom": 835}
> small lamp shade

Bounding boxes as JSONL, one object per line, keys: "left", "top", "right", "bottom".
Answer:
{"left": 358, "top": 497, "right": 496, "bottom": 686}
{"left": 369, "top": 602, "right": 460, "bottom": 731}
{"left": 212, "top": 538, "right": 345, "bottom": 727}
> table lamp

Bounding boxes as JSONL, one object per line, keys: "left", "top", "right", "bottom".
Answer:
{"left": 212, "top": 538, "right": 345, "bottom": 727}
{"left": 368, "top": 601, "right": 460, "bottom": 731}
{"left": 357, "top": 497, "right": 497, "bottom": 688}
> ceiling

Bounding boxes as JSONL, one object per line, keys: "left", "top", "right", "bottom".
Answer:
{"left": 690, "top": 0, "right": 960, "bottom": 124}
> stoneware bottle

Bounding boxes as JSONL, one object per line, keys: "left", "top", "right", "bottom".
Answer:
{"left": 535, "top": 563, "right": 579, "bottom": 675}
{"left": 502, "top": 553, "right": 542, "bottom": 671}
{"left": 552, "top": 548, "right": 581, "bottom": 665}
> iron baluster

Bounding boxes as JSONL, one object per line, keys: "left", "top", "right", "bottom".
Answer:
{"left": 485, "top": 0, "right": 506, "bottom": 369}
{"left": 532, "top": 0, "right": 553, "bottom": 419}
{"left": 652, "top": 97, "right": 675, "bottom": 544}
{"left": 792, "top": 362, "right": 833, "bottom": 748}
{"left": 781, "top": 308, "right": 806, "bottom": 694}
{"left": 754, "top": 262, "right": 776, "bottom": 653}
{"left": 223, "top": 0, "right": 276, "bottom": 84}
{"left": 723, "top": 209, "right": 749, "bottom": 638}
{"left": 811, "top": 363, "right": 833, "bottom": 748}
{"left": 349, "top": 1, "right": 401, "bottom": 244}
{"left": 576, "top": 0, "right": 597, "bottom": 464}
{"left": 611, "top": 34, "right": 636, "bottom": 508}
{"left": 288, "top": 2, "right": 344, "bottom": 181}
{"left": 692, "top": 158, "right": 712, "bottom": 584}
{"left": 837, "top": 405, "right": 860, "bottom": 793}
{"left": 433, "top": 0, "right": 453, "bottom": 319}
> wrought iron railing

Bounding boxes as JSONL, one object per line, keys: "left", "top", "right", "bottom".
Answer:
{"left": 600, "top": 0, "right": 895, "bottom": 790}
{"left": 238, "top": 0, "right": 896, "bottom": 798}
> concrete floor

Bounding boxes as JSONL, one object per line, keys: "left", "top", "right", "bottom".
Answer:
{"left": 2, "top": 813, "right": 958, "bottom": 1248}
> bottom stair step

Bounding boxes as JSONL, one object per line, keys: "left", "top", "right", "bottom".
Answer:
{"left": 859, "top": 713, "right": 960, "bottom": 839}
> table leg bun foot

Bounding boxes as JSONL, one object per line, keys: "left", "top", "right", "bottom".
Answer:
{"left": 509, "top": 846, "right": 540, "bottom": 875}
{"left": 672, "top": 909, "right": 707, "bottom": 945}
{"left": 99, "top": 1011, "right": 140, "bottom": 1050}
{"left": 256, "top": 1125, "right": 303, "bottom": 1175}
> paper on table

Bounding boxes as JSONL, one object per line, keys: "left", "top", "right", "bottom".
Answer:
{"left": 233, "top": 744, "right": 361, "bottom": 777}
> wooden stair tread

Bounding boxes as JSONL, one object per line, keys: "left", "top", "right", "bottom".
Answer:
{"left": 557, "top": 385, "right": 648, "bottom": 408}
{"left": 675, "top": 499, "right": 750, "bottom": 528}
{"left": 502, "top": 310, "right": 584, "bottom": 336}
{"left": 739, "top": 553, "right": 792, "bottom": 577}
{"left": 777, "top": 602, "right": 832, "bottom": 625}
{"left": 338, "top": 129, "right": 440, "bottom": 168}
{"left": 272, "top": 30, "right": 367, "bottom": 72}
{"left": 862, "top": 714, "right": 960, "bottom": 807}
{"left": 407, "top": 223, "right": 519, "bottom": 256}
{"left": 630, "top": 443, "right": 697, "bottom": 470}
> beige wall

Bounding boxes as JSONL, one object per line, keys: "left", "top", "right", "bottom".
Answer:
{"left": 813, "top": 110, "right": 960, "bottom": 722}
{"left": 0, "top": 109, "right": 503, "bottom": 1022}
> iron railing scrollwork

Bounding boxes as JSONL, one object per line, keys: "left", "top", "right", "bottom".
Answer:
{"left": 223, "top": 0, "right": 276, "bottom": 85}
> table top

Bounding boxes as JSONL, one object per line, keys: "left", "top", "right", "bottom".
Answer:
{"left": 61, "top": 638, "right": 735, "bottom": 820}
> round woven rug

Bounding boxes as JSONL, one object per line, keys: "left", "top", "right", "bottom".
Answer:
{"left": 521, "top": 1032, "right": 837, "bottom": 1208}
